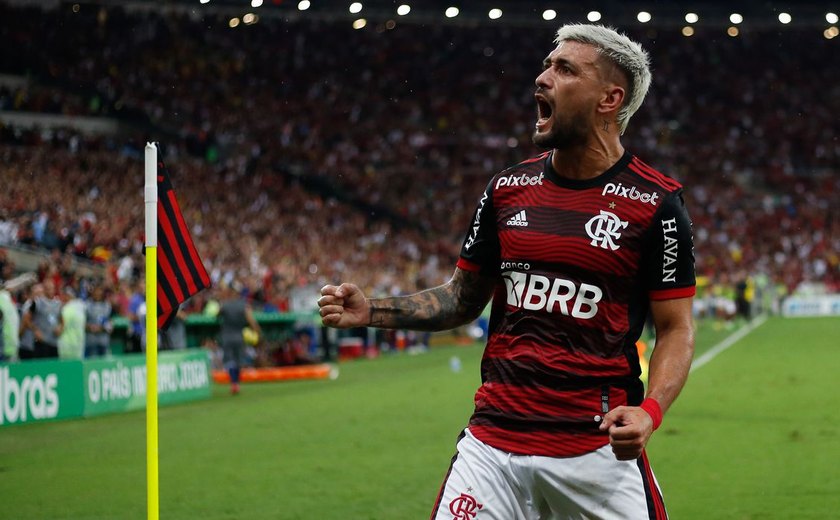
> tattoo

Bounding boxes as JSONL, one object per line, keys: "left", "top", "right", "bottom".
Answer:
{"left": 368, "top": 269, "right": 495, "bottom": 331}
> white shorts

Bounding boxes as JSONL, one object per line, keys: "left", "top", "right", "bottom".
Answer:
{"left": 431, "top": 429, "right": 667, "bottom": 520}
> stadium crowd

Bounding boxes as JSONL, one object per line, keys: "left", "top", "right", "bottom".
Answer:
{"left": 1, "top": 4, "right": 838, "bottom": 358}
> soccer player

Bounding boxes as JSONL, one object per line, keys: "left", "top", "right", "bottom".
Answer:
{"left": 318, "top": 24, "right": 694, "bottom": 519}
{"left": 218, "top": 282, "right": 261, "bottom": 395}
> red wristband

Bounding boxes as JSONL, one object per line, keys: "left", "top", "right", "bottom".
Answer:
{"left": 640, "top": 398, "right": 663, "bottom": 430}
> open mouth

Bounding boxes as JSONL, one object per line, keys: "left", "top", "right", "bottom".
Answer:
{"left": 535, "top": 94, "right": 552, "bottom": 129}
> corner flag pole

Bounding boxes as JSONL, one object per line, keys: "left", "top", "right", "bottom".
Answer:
{"left": 144, "top": 142, "right": 160, "bottom": 520}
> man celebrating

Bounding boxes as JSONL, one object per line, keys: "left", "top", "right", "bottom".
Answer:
{"left": 319, "top": 24, "right": 694, "bottom": 519}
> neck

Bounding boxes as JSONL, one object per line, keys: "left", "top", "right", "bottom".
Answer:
{"left": 550, "top": 133, "right": 624, "bottom": 181}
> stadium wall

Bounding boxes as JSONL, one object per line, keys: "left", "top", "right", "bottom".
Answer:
{"left": 0, "top": 349, "right": 211, "bottom": 427}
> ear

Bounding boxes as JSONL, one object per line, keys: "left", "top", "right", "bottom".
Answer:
{"left": 597, "top": 85, "right": 625, "bottom": 115}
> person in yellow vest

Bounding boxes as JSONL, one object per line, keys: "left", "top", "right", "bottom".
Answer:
{"left": 0, "top": 284, "right": 20, "bottom": 362}
{"left": 58, "top": 287, "right": 86, "bottom": 360}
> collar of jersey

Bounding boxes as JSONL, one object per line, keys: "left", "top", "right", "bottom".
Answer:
{"left": 543, "top": 150, "right": 632, "bottom": 190}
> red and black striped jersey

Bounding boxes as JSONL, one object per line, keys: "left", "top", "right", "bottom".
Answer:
{"left": 456, "top": 150, "right": 695, "bottom": 457}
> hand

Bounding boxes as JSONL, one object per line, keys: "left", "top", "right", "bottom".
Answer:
{"left": 318, "top": 283, "right": 370, "bottom": 329}
{"left": 598, "top": 405, "right": 654, "bottom": 460}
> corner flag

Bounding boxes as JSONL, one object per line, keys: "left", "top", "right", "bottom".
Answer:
{"left": 155, "top": 151, "right": 211, "bottom": 330}
{"left": 144, "top": 143, "right": 210, "bottom": 520}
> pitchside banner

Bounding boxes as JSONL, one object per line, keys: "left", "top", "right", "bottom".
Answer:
{"left": 0, "top": 360, "right": 84, "bottom": 425}
{"left": 782, "top": 295, "right": 840, "bottom": 317}
{"left": 1, "top": 349, "right": 210, "bottom": 426}
{"left": 84, "top": 350, "right": 211, "bottom": 417}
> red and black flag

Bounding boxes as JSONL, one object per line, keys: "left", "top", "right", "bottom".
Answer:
{"left": 156, "top": 156, "right": 211, "bottom": 330}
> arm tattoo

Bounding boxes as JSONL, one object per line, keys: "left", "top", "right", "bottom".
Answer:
{"left": 368, "top": 269, "right": 495, "bottom": 331}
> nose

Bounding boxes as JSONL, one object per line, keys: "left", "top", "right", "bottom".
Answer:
{"left": 535, "top": 68, "right": 551, "bottom": 89}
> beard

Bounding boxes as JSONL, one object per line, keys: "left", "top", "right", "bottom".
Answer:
{"left": 532, "top": 110, "right": 590, "bottom": 150}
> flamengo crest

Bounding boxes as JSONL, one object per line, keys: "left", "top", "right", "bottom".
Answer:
{"left": 449, "top": 492, "right": 483, "bottom": 520}
{"left": 585, "top": 210, "right": 628, "bottom": 250}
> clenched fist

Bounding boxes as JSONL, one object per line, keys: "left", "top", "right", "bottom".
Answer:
{"left": 318, "top": 283, "right": 371, "bottom": 329}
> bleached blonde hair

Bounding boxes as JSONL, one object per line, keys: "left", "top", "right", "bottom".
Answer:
{"left": 555, "top": 24, "right": 651, "bottom": 134}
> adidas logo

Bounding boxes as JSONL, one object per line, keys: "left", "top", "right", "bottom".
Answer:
{"left": 506, "top": 210, "right": 529, "bottom": 227}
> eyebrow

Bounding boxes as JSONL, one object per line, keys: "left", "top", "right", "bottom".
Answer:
{"left": 543, "top": 55, "right": 577, "bottom": 71}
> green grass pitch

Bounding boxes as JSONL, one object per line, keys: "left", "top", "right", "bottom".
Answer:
{"left": 0, "top": 316, "right": 837, "bottom": 519}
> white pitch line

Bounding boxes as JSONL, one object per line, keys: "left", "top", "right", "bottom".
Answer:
{"left": 689, "top": 315, "right": 768, "bottom": 373}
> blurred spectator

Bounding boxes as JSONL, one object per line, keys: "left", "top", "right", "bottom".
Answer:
{"left": 126, "top": 277, "right": 145, "bottom": 353}
{"left": 274, "top": 330, "right": 318, "bottom": 366}
{"left": 17, "top": 284, "right": 36, "bottom": 359}
{"left": 58, "top": 287, "right": 86, "bottom": 359}
{"left": 161, "top": 306, "right": 188, "bottom": 350}
{"left": 0, "top": 283, "right": 20, "bottom": 362}
{"left": 20, "top": 280, "right": 62, "bottom": 359}
{"left": 84, "top": 284, "right": 112, "bottom": 358}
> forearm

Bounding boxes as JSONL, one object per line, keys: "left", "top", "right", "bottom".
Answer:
{"left": 248, "top": 318, "right": 261, "bottom": 334}
{"left": 645, "top": 324, "right": 694, "bottom": 413}
{"left": 245, "top": 309, "right": 261, "bottom": 333}
{"left": 368, "top": 287, "right": 467, "bottom": 331}
{"left": 368, "top": 270, "right": 493, "bottom": 331}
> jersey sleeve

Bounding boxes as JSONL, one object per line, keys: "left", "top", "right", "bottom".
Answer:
{"left": 643, "top": 189, "right": 696, "bottom": 300}
{"left": 457, "top": 180, "right": 500, "bottom": 276}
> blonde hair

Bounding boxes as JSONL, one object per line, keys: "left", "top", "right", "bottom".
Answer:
{"left": 555, "top": 24, "right": 651, "bottom": 134}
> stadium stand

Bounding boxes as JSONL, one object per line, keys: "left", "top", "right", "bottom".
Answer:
{"left": 0, "top": 2, "right": 838, "bottom": 350}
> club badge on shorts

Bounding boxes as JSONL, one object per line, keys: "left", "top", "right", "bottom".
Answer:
{"left": 449, "top": 492, "right": 483, "bottom": 519}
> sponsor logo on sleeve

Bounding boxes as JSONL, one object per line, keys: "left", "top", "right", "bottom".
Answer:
{"left": 662, "top": 218, "right": 678, "bottom": 282}
{"left": 464, "top": 191, "right": 489, "bottom": 251}
{"left": 602, "top": 182, "right": 659, "bottom": 205}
